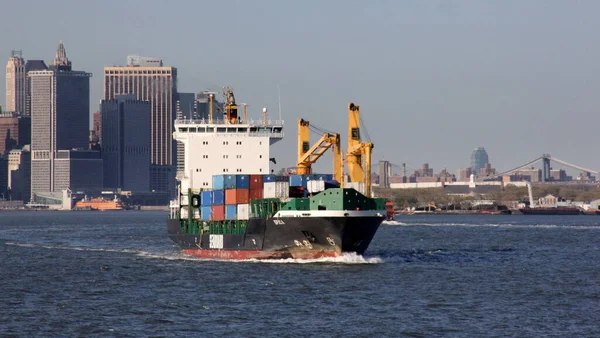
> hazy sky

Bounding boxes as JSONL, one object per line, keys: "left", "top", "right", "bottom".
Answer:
{"left": 2, "top": 0, "right": 599, "bottom": 175}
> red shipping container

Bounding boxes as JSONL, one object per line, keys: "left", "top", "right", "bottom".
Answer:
{"left": 249, "top": 187, "right": 263, "bottom": 201}
{"left": 211, "top": 205, "right": 225, "bottom": 221}
{"left": 225, "top": 189, "right": 250, "bottom": 205}
{"left": 250, "top": 175, "right": 263, "bottom": 190}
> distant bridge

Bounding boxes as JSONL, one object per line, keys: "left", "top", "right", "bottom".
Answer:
{"left": 375, "top": 154, "right": 599, "bottom": 185}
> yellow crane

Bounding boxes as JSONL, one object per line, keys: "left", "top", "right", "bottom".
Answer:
{"left": 296, "top": 118, "right": 342, "bottom": 183}
{"left": 345, "top": 103, "right": 374, "bottom": 197}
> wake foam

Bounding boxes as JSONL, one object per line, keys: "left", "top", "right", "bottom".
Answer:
{"left": 137, "top": 251, "right": 383, "bottom": 264}
{"left": 4, "top": 242, "right": 140, "bottom": 254}
{"left": 382, "top": 220, "right": 407, "bottom": 226}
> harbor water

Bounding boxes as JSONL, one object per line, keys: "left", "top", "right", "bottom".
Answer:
{"left": 1, "top": 212, "right": 599, "bottom": 337}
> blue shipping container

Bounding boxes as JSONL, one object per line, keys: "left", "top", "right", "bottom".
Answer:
{"left": 289, "top": 175, "right": 305, "bottom": 187}
{"left": 213, "top": 175, "right": 225, "bottom": 190}
{"left": 201, "top": 206, "right": 212, "bottom": 221}
{"left": 236, "top": 175, "right": 249, "bottom": 189}
{"left": 212, "top": 190, "right": 225, "bottom": 205}
{"left": 225, "top": 204, "right": 237, "bottom": 220}
{"left": 224, "top": 175, "right": 236, "bottom": 189}
{"left": 201, "top": 191, "right": 212, "bottom": 206}
{"left": 263, "top": 174, "right": 276, "bottom": 182}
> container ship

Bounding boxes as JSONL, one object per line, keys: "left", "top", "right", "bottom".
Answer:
{"left": 167, "top": 88, "right": 386, "bottom": 260}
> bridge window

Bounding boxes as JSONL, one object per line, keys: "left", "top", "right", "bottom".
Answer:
{"left": 217, "top": 128, "right": 226, "bottom": 133}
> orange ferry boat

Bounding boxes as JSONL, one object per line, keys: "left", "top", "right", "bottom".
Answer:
{"left": 74, "top": 197, "right": 125, "bottom": 211}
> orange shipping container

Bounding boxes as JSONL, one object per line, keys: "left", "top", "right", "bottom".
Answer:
{"left": 211, "top": 205, "right": 225, "bottom": 221}
{"left": 225, "top": 189, "right": 250, "bottom": 205}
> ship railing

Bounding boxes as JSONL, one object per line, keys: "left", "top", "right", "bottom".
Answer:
{"left": 175, "top": 118, "right": 284, "bottom": 126}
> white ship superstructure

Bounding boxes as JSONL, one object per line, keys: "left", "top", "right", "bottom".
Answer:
{"left": 173, "top": 118, "right": 284, "bottom": 192}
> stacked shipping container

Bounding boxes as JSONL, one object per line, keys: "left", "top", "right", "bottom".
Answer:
{"left": 184, "top": 173, "right": 338, "bottom": 221}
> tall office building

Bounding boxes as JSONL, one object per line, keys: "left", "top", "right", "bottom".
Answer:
{"left": 24, "top": 60, "right": 48, "bottom": 116}
{"left": 470, "top": 147, "right": 489, "bottom": 177}
{"left": 0, "top": 111, "right": 30, "bottom": 154}
{"left": 8, "top": 145, "right": 31, "bottom": 202}
{"left": 101, "top": 95, "right": 151, "bottom": 192}
{"left": 104, "top": 55, "right": 177, "bottom": 195}
{"left": 29, "top": 41, "right": 94, "bottom": 197}
{"left": 5, "top": 50, "right": 26, "bottom": 113}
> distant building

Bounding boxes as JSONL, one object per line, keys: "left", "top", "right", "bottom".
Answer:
{"left": 0, "top": 112, "right": 30, "bottom": 154}
{"left": 479, "top": 163, "right": 496, "bottom": 178}
{"left": 378, "top": 160, "right": 391, "bottom": 188}
{"left": 470, "top": 147, "right": 489, "bottom": 177}
{"left": 177, "top": 93, "right": 195, "bottom": 120}
{"left": 417, "top": 163, "right": 434, "bottom": 177}
{"left": 24, "top": 59, "right": 48, "bottom": 116}
{"left": 91, "top": 110, "right": 101, "bottom": 146}
{"left": 5, "top": 50, "right": 26, "bottom": 114}
{"left": 195, "top": 91, "right": 222, "bottom": 120}
{"left": 7, "top": 145, "right": 31, "bottom": 202}
{"left": 0, "top": 155, "right": 7, "bottom": 197}
{"left": 30, "top": 41, "right": 94, "bottom": 198}
{"left": 512, "top": 168, "right": 542, "bottom": 182}
{"left": 457, "top": 167, "right": 472, "bottom": 182}
{"left": 101, "top": 95, "right": 151, "bottom": 192}
{"left": 550, "top": 169, "right": 569, "bottom": 181}
{"left": 104, "top": 56, "right": 177, "bottom": 196}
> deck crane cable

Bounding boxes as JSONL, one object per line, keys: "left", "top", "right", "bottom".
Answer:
{"left": 359, "top": 114, "right": 372, "bottom": 143}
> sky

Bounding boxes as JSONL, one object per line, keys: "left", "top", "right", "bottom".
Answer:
{"left": 1, "top": 0, "right": 600, "bottom": 176}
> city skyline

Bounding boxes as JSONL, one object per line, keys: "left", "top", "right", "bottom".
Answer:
{"left": 0, "top": 1, "right": 599, "bottom": 174}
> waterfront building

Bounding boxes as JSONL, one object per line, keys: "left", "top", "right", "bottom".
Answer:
{"left": 29, "top": 41, "right": 94, "bottom": 198}
{"left": 5, "top": 50, "right": 26, "bottom": 114}
{"left": 0, "top": 111, "right": 30, "bottom": 154}
{"left": 104, "top": 55, "right": 178, "bottom": 196}
{"left": 101, "top": 95, "right": 151, "bottom": 192}
{"left": 470, "top": 147, "right": 489, "bottom": 177}
{"left": 7, "top": 145, "right": 31, "bottom": 202}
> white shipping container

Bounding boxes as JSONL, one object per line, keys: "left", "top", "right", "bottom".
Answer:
{"left": 180, "top": 194, "right": 189, "bottom": 206}
{"left": 346, "top": 182, "right": 365, "bottom": 194}
{"left": 180, "top": 208, "right": 189, "bottom": 218}
{"left": 194, "top": 209, "right": 200, "bottom": 219}
{"left": 237, "top": 204, "right": 250, "bottom": 220}
{"left": 275, "top": 181, "right": 290, "bottom": 198}
{"left": 263, "top": 182, "right": 277, "bottom": 198}
{"left": 307, "top": 180, "right": 325, "bottom": 193}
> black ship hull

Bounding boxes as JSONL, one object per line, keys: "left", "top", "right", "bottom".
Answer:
{"left": 167, "top": 215, "right": 384, "bottom": 260}
{"left": 519, "top": 207, "right": 581, "bottom": 215}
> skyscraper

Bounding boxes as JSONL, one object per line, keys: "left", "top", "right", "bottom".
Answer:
{"left": 470, "top": 147, "right": 489, "bottom": 177}
{"left": 101, "top": 95, "right": 151, "bottom": 192}
{"left": 30, "top": 41, "right": 94, "bottom": 196}
{"left": 24, "top": 59, "right": 48, "bottom": 116}
{"left": 104, "top": 56, "right": 178, "bottom": 195}
{"left": 5, "top": 50, "right": 26, "bottom": 114}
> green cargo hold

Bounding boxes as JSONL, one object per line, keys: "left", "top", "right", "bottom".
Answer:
{"left": 280, "top": 198, "right": 310, "bottom": 211}
{"left": 309, "top": 188, "right": 374, "bottom": 211}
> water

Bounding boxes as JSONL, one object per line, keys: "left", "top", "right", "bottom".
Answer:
{"left": 1, "top": 212, "right": 599, "bottom": 337}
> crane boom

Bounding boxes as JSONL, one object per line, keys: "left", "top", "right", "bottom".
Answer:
{"left": 296, "top": 119, "right": 342, "bottom": 183}
{"left": 345, "top": 103, "right": 373, "bottom": 197}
